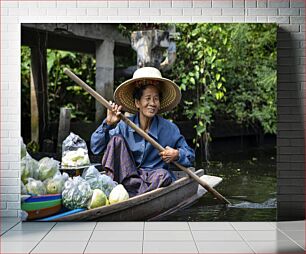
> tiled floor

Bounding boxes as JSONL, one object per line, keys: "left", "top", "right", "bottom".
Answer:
{"left": 0, "top": 218, "right": 304, "bottom": 253}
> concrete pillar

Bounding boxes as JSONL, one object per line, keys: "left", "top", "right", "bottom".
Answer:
{"left": 95, "top": 39, "right": 115, "bottom": 122}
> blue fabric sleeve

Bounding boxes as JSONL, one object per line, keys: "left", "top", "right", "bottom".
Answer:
{"left": 90, "top": 119, "right": 121, "bottom": 155}
{"left": 173, "top": 125, "right": 195, "bottom": 167}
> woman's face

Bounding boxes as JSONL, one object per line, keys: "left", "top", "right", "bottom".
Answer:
{"left": 135, "top": 85, "right": 160, "bottom": 118}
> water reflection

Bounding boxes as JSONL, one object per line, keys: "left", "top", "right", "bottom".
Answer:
{"left": 161, "top": 147, "right": 277, "bottom": 221}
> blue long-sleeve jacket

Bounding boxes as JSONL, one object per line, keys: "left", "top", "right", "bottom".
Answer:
{"left": 91, "top": 113, "right": 195, "bottom": 176}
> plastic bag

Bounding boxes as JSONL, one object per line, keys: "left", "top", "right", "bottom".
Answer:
{"left": 38, "top": 157, "right": 60, "bottom": 181}
{"left": 109, "top": 184, "right": 129, "bottom": 204}
{"left": 25, "top": 178, "right": 47, "bottom": 196}
{"left": 61, "top": 133, "right": 90, "bottom": 167}
{"left": 62, "top": 176, "right": 93, "bottom": 209}
{"left": 21, "top": 181, "right": 27, "bottom": 195}
{"left": 87, "top": 189, "right": 108, "bottom": 209}
{"left": 19, "top": 210, "right": 28, "bottom": 221}
{"left": 21, "top": 154, "right": 39, "bottom": 184}
{"left": 20, "top": 137, "right": 27, "bottom": 159}
{"left": 44, "top": 171, "right": 69, "bottom": 194}
{"left": 82, "top": 166, "right": 117, "bottom": 197}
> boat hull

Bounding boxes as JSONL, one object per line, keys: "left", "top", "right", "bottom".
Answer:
{"left": 53, "top": 169, "right": 204, "bottom": 221}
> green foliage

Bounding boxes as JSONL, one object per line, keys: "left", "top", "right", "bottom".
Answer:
{"left": 167, "top": 24, "right": 230, "bottom": 145}
{"left": 21, "top": 47, "right": 96, "bottom": 124}
{"left": 21, "top": 46, "right": 31, "bottom": 121}
{"left": 221, "top": 24, "right": 277, "bottom": 134}
{"left": 167, "top": 23, "right": 277, "bottom": 149}
{"left": 47, "top": 49, "right": 96, "bottom": 121}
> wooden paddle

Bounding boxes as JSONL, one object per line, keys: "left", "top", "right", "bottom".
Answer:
{"left": 64, "top": 68, "right": 231, "bottom": 205}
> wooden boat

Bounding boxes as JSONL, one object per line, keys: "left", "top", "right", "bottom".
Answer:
{"left": 40, "top": 169, "right": 222, "bottom": 221}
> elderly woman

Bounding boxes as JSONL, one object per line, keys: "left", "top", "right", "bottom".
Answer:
{"left": 91, "top": 67, "right": 195, "bottom": 197}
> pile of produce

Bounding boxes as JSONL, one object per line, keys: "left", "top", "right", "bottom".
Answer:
{"left": 21, "top": 137, "right": 130, "bottom": 218}
{"left": 82, "top": 166, "right": 117, "bottom": 197}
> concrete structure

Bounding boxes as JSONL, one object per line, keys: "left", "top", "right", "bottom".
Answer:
{"left": 0, "top": 0, "right": 304, "bottom": 220}
{"left": 21, "top": 23, "right": 130, "bottom": 143}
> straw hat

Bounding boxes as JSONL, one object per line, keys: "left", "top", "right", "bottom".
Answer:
{"left": 114, "top": 67, "right": 181, "bottom": 114}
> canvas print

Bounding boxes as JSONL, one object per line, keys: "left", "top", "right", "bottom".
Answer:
{"left": 20, "top": 23, "right": 277, "bottom": 221}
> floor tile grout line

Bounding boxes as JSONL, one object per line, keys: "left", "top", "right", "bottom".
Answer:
{"left": 230, "top": 222, "right": 256, "bottom": 254}
{"left": 269, "top": 221, "right": 277, "bottom": 229}
{"left": 187, "top": 221, "right": 200, "bottom": 254}
{"left": 0, "top": 220, "right": 22, "bottom": 236}
{"left": 83, "top": 222, "right": 97, "bottom": 254}
{"left": 276, "top": 227, "right": 306, "bottom": 250}
{"left": 229, "top": 221, "right": 237, "bottom": 231}
{"left": 142, "top": 221, "right": 145, "bottom": 254}
{"left": 29, "top": 221, "right": 58, "bottom": 254}
{"left": 230, "top": 221, "right": 276, "bottom": 231}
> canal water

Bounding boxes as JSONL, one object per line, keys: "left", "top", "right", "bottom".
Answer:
{"left": 161, "top": 146, "right": 277, "bottom": 221}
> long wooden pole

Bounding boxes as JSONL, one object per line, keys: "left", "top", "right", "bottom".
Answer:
{"left": 64, "top": 68, "right": 231, "bottom": 205}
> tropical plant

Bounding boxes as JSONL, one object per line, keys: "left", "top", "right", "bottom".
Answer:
{"left": 167, "top": 24, "right": 230, "bottom": 158}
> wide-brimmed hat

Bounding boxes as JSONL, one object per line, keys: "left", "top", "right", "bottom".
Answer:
{"left": 114, "top": 67, "right": 181, "bottom": 114}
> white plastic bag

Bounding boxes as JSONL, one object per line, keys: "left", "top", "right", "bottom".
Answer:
{"left": 82, "top": 166, "right": 117, "bottom": 197}
{"left": 25, "top": 178, "right": 47, "bottom": 196}
{"left": 20, "top": 137, "right": 27, "bottom": 159}
{"left": 44, "top": 171, "right": 69, "bottom": 194}
{"left": 21, "top": 181, "right": 27, "bottom": 195}
{"left": 108, "top": 184, "right": 129, "bottom": 204}
{"left": 61, "top": 133, "right": 90, "bottom": 167}
{"left": 62, "top": 176, "right": 93, "bottom": 209}
{"left": 21, "top": 154, "right": 39, "bottom": 184}
{"left": 38, "top": 157, "right": 60, "bottom": 181}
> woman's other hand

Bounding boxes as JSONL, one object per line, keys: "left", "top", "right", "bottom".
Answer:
{"left": 159, "top": 146, "right": 179, "bottom": 164}
{"left": 106, "top": 101, "right": 122, "bottom": 126}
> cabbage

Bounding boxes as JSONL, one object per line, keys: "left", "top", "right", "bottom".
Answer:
{"left": 44, "top": 172, "right": 68, "bottom": 194}
{"left": 108, "top": 184, "right": 129, "bottom": 204}
{"left": 62, "top": 176, "right": 93, "bottom": 209}
{"left": 62, "top": 148, "right": 90, "bottom": 167}
{"left": 25, "top": 178, "right": 47, "bottom": 196}
{"left": 99, "top": 174, "right": 117, "bottom": 197}
{"left": 82, "top": 166, "right": 117, "bottom": 197}
{"left": 21, "top": 181, "right": 27, "bottom": 195}
{"left": 21, "top": 154, "right": 39, "bottom": 184}
{"left": 45, "top": 180, "right": 62, "bottom": 194}
{"left": 87, "top": 189, "right": 108, "bottom": 209}
{"left": 20, "top": 137, "right": 27, "bottom": 159}
{"left": 38, "top": 157, "right": 60, "bottom": 181}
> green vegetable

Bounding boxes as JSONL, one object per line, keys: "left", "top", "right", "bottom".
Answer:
{"left": 87, "top": 189, "right": 108, "bottom": 209}
{"left": 25, "top": 178, "right": 47, "bottom": 196}
{"left": 38, "top": 157, "right": 60, "bottom": 181}
{"left": 62, "top": 148, "right": 90, "bottom": 167}
{"left": 21, "top": 155, "right": 39, "bottom": 184}
{"left": 21, "top": 137, "right": 27, "bottom": 159}
{"left": 21, "top": 181, "right": 27, "bottom": 195}
{"left": 62, "top": 176, "right": 93, "bottom": 209}
{"left": 108, "top": 184, "right": 129, "bottom": 204}
{"left": 45, "top": 179, "right": 62, "bottom": 194}
{"left": 44, "top": 172, "right": 68, "bottom": 194}
{"left": 82, "top": 166, "right": 117, "bottom": 197}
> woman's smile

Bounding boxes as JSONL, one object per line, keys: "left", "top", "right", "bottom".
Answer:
{"left": 135, "top": 85, "right": 161, "bottom": 119}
